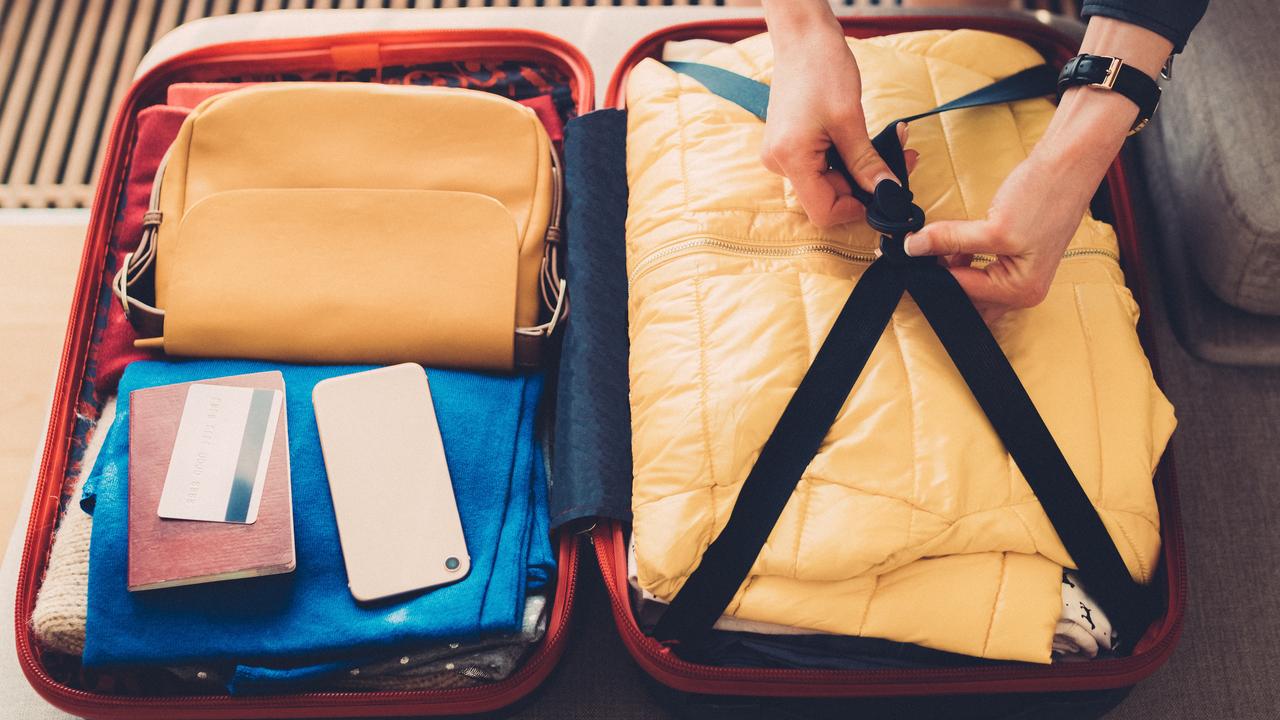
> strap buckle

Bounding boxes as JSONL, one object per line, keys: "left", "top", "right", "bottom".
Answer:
{"left": 1091, "top": 57, "right": 1123, "bottom": 91}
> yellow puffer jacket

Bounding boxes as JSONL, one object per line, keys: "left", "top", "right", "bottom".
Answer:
{"left": 626, "top": 30, "right": 1175, "bottom": 663}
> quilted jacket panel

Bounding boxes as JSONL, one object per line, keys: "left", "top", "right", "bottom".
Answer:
{"left": 625, "top": 30, "right": 1176, "bottom": 662}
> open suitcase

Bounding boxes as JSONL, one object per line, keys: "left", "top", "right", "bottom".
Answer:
{"left": 15, "top": 11, "right": 1185, "bottom": 720}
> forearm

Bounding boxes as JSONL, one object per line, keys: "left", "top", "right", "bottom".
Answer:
{"left": 763, "top": 0, "right": 842, "bottom": 47}
{"left": 905, "top": 15, "right": 1185, "bottom": 315}
{"left": 1030, "top": 18, "right": 1173, "bottom": 207}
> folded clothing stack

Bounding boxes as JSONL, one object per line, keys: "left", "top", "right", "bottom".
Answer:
{"left": 625, "top": 538, "right": 1116, "bottom": 666}
{"left": 70, "top": 359, "right": 551, "bottom": 693}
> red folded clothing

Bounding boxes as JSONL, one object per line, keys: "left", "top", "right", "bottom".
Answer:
{"left": 92, "top": 105, "right": 188, "bottom": 399}
{"left": 166, "top": 82, "right": 257, "bottom": 108}
{"left": 519, "top": 94, "right": 564, "bottom": 144}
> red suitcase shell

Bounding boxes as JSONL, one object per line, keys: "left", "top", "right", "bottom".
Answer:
{"left": 15, "top": 28, "right": 592, "bottom": 719}
{"left": 595, "top": 14, "right": 1186, "bottom": 704}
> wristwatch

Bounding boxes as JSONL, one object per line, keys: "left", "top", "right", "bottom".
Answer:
{"left": 1057, "top": 54, "right": 1162, "bottom": 135}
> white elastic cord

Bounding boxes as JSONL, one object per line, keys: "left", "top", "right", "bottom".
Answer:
{"left": 111, "top": 151, "right": 169, "bottom": 320}
{"left": 516, "top": 144, "right": 568, "bottom": 337}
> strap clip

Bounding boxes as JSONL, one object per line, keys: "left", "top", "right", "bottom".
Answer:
{"left": 864, "top": 180, "right": 925, "bottom": 238}
{"left": 866, "top": 202, "right": 925, "bottom": 238}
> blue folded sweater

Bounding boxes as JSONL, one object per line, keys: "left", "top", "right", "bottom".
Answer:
{"left": 83, "top": 360, "right": 553, "bottom": 679}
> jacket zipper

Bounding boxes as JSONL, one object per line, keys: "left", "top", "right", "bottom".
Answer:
{"left": 628, "top": 235, "right": 1121, "bottom": 288}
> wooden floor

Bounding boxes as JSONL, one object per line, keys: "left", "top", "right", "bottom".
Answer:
{"left": 0, "top": 215, "right": 85, "bottom": 551}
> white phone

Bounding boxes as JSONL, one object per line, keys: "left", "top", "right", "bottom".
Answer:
{"left": 312, "top": 363, "right": 470, "bottom": 602}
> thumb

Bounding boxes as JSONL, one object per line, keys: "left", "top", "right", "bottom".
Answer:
{"left": 905, "top": 219, "right": 994, "bottom": 258}
{"left": 827, "top": 120, "right": 897, "bottom": 195}
{"left": 948, "top": 265, "right": 1018, "bottom": 307}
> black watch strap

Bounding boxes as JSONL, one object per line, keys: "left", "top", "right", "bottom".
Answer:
{"left": 1057, "top": 54, "right": 1161, "bottom": 134}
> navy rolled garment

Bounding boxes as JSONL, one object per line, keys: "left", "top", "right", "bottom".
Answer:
{"left": 551, "top": 109, "right": 634, "bottom": 527}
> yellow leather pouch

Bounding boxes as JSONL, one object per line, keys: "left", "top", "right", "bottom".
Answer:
{"left": 112, "top": 83, "right": 563, "bottom": 370}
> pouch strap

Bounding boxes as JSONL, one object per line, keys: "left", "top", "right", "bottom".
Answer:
{"left": 110, "top": 151, "right": 169, "bottom": 338}
{"left": 653, "top": 61, "right": 1160, "bottom": 653}
{"left": 515, "top": 143, "right": 570, "bottom": 362}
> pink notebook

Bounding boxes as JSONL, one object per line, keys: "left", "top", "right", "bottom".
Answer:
{"left": 127, "top": 372, "right": 295, "bottom": 591}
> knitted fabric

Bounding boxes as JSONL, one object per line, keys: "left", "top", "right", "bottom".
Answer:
{"left": 31, "top": 398, "right": 116, "bottom": 656}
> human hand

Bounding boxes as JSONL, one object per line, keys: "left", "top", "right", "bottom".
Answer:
{"left": 903, "top": 154, "right": 1089, "bottom": 322}
{"left": 760, "top": 1, "right": 918, "bottom": 227}
{"left": 902, "top": 16, "right": 1172, "bottom": 321}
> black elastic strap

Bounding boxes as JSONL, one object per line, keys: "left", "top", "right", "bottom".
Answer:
{"left": 653, "top": 259, "right": 906, "bottom": 642}
{"left": 904, "top": 261, "right": 1159, "bottom": 646}
{"left": 652, "top": 61, "right": 1158, "bottom": 651}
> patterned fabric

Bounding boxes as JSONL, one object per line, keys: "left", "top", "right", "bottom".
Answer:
{"left": 225, "top": 60, "right": 577, "bottom": 126}
{"left": 552, "top": 109, "right": 634, "bottom": 526}
{"left": 1054, "top": 571, "right": 1116, "bottom": 659}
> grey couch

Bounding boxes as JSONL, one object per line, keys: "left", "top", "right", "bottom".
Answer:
{"left": 1139, "top": 0, "right": 1280, "bottom": 365}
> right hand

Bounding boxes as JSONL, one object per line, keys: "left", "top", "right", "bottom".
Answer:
{"left": 760, "top": 13, "right": 917, "bottom": 227}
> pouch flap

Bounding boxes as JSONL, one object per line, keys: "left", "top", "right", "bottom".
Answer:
{"left": 156, "top": 84, "right": 554, "bottom": 330}
{"left": 162, "top": 188, "right": 518, "bottom": 369}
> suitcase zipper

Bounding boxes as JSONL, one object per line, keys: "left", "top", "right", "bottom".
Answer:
{"left": 592, "top": 521, "right": 1184, "bottom": 693}
{"left": 16, "top": 533, "right": 580, "bottom": 718}
{"left": 628, "top": 235, "right": 1120, "bottom": 288}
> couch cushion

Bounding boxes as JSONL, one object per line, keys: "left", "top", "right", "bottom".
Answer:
{"left": 1138, "top": 0, "right": 1280, "bottom": 315}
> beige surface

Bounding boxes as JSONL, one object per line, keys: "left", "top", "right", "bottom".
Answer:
{"left": 0, "top": 214, "right": 86, "bottom": 552}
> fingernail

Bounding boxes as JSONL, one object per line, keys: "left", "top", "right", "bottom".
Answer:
{"left": 875, "top": 171, "right": 900, "bottom": 188}
{"left": 903, "top": 232, "right": 922, "bottom": 257}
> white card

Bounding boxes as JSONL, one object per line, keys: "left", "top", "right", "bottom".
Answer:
{"left": 157, "top": 384, "right": 283, "bottom": 524}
